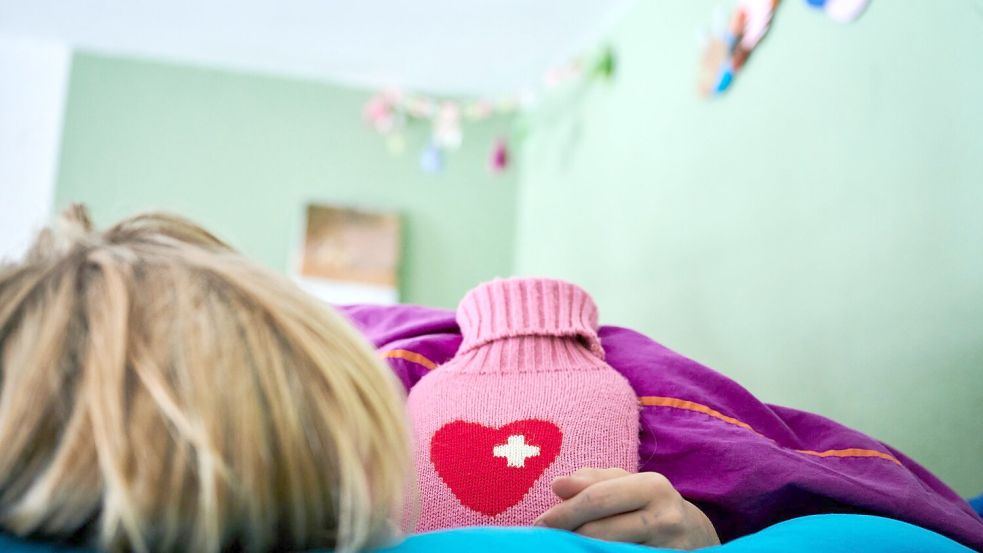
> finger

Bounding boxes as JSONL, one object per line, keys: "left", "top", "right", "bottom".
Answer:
{"left": 551, "top": 468, "right": 628, "bottom": 500}
{"left": 569, "top": 467, "right": 630, "bottom": 480}
{"left": 551, "top": 475, "right": 592, "bottom": 501}
{"left": 574, "top": 511, "right": 657, "bottom": 544}
{"left": 536, "top": 473, "right": 653, "bottom": 531}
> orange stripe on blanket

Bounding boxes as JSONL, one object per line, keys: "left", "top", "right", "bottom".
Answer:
{"left": 639, "top": 396, "right": 759, "bottom": 434}
{"left": 639, "top": 395, "right": 901, "bottom": 465}
{"left": 382, "top": 349, "right": 438, "bottom": 370}
{"left": 795, "top": 448, "right": 901, "bottom": 464}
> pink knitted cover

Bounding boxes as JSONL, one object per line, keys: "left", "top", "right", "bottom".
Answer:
{"left": 406, "top": 278, "right": 639, "bottom": 531}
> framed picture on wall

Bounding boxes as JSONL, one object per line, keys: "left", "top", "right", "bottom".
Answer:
{"left": 293, "top": 203, "right": 401, "bottom": 304}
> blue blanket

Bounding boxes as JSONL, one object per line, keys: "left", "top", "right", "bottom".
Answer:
{"left": 970, "top": 493, "right": 983, "bottom": 518}
{"left": 0, "top": 514, "right": 973, "bottom": 552}
{"left": 380, "top": 515, "right": 972, "bottom": 552}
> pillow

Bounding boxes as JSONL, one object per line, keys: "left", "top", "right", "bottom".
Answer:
{"left": 377, "top": 514, "right": 974, "bottom": 553}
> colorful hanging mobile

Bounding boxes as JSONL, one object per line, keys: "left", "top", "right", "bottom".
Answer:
{"left": 805, "top": 0, "right": 870, "bottom": 23}
{"left": 698, "top": 0, "right": 871, "bottom": 97}
{"left": 364, "top": 46, "right": 617, "bottom": 175}
{"left": 698, "top": 0, "right": 781, "bottom": 97}
{"left": 419, "top": 141, "right": 445, "bottom": 174}
{"left": 489, "top": 137, "right": 509, "bottom": 174}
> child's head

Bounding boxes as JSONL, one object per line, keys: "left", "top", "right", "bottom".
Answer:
{"left": 0, "top": 205, "right": 408, "bottom": 552}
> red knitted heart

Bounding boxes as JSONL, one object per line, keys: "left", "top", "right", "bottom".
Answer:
{"left": 430, "top": 419, "right": 563, "bottom": 516}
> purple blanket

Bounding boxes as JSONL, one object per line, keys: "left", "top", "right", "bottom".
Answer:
{"left": 340, "top": 304, "right": 983, "bottom": 550}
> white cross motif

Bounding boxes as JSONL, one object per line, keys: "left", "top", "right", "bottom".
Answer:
{"left": 493, "top": 434, "right": 541, "bottom": 468}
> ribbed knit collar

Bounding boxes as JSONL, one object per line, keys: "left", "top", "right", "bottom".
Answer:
{"left": 455, "top": 278, "right": 604, "bottom": 360}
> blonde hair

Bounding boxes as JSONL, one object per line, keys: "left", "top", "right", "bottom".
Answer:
{"left": 0, "top": 205, "right": 409, "bottom": 552}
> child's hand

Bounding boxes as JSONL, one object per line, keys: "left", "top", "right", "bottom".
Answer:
{"left": 534, "top": 468, "right": 720, "bottom": 550}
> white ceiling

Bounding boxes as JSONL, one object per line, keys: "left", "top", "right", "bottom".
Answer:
{"left": 0, "top": 0, "right": 636, "bottom": 96}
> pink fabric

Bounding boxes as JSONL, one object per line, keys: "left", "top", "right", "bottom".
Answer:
{"left": 407, "top": 278, "right": 639, "bottom": 531}
{"left": 456, "top": 277, "right": 605, "bottom": 358}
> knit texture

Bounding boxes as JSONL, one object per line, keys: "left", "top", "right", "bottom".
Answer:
{"left": 407, "top": 278, "right": 639, "bottom": 531}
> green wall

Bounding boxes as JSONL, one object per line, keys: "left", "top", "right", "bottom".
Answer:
{"left": 516, "top": 2, "right": 983, "bottom": 494}
{"left": 56, "top": 53, "right": 517, "bottom": 308}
